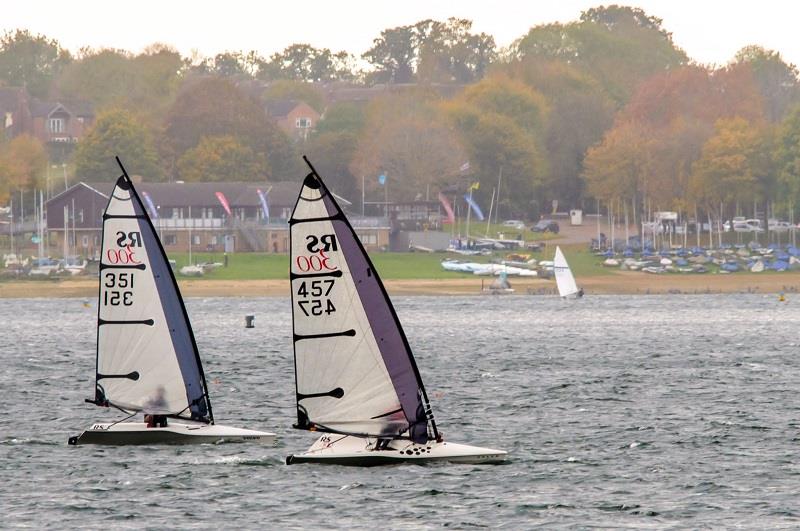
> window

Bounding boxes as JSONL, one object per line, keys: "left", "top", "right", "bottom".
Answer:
{"left": 359, "top": 233, "right": 377, "bottom": 245}
{"left": 192, "top": 235, "right": 201, "bottom": 246}
{"left": 81, "top": 235, "right": 89, "bottom": 248}
{"left": 296, "top": 117, "right": 312, "bottom": 128}
{"left": 48, "top": 118, "right": 64, "bottom": 133}
{"left": 210, "top": 235, "right": 218, "bottom": 245}
{"left": 78, "top": 210, "right": 84, "bottom": 223}
{"left": 164, "top": 234, "right": 177, "bottom": 245}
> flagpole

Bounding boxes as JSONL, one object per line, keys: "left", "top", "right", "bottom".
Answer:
{"left": 485, "top": 187, "right": 495, "bottom": 237}
{"left": 466, "top": 189, "right": 472, "bottom": 239}
{"left": 495, "top": 166, "right": 502, "bottom": 225}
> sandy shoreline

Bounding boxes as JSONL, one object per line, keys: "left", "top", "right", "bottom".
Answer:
{"left": 1, "top": 272, "right": 799, "bottom": 298}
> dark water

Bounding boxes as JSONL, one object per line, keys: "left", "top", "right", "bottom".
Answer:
{"left": 2, "top": 294, "right": 800, "bottom": 528}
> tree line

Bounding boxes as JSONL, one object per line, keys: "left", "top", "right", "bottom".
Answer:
{"left": 2, "top": 6, "right": 800, "bottom": 224}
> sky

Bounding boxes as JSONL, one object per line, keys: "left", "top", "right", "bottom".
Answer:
{"left": 4, "top": 0, "right": 800, "bottom": 68}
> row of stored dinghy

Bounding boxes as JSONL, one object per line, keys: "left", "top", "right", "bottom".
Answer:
{"left": 68, "top": 157, "right": 506, "bottom": 466}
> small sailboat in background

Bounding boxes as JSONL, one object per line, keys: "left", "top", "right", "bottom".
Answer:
{"left": 69, "top": 157, "right": 275, "bottom": 445}
{"left": 554, "top": 246, "right": 583, "bottom": 299}
{"left": 285, "top": 157, "right": 506, "bottom": 465}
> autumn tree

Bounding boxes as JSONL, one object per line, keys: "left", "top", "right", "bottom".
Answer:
{"left": 352, "top": 90, "right": 468, "bottom": 202}
{"left": 583, "top": 122, "right": 653, "bottom": 205}
{"left": 72, "top": 108, "right": 161, "bottom": 181}
{"left": 689, "top": 117, "right": 773, "bottom": 215}
{"left": 0, "top": 134, "right": 47, "bottom": 202}
{"left": 163, "top": 77, "right": 295, "bottom": 179}
{"left": 0, "top": 30, "right": 72, "bottom": 98}
{"left": 176, "top": 135, "right": 266, "bottom": 182}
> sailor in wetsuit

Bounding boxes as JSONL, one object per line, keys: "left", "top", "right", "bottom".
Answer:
{"left": 143, "top": 386, "right": 169, "bottom": 428}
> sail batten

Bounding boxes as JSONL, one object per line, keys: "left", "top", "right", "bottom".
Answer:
{"left": 92, "top": 161, "right": 212, "bottom": 423}
{"left": 289, "top": 162, "right": 436, "bottom": 444}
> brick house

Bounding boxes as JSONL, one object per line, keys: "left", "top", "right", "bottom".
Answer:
{"left": 30, "top": 99, "right": 95, "bottom": 160}
{"left": 265, "top": 100, "right": 320, "bottom": 141}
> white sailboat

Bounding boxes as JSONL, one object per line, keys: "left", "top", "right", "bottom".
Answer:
{"left": 69, "top": 158, "right": 275, "bottom": 445}
{"left": 285, "top": 157, "right": 506, "bottom": 465}
{"left": 553, "top": 246, "right": 583, "bottom": 299}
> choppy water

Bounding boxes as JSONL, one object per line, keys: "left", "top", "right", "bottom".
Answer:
{"left": 2, "top": 294, "right": 800, "bottom": 528}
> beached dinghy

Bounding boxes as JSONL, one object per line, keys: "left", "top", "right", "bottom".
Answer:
{"left": 69, "top": 158, "right": 275, "bottom": 446}
{"left": 553, "top": 246, "right": 583, "bottom": 299}
{"left": 285, "top": 157, "right": 506, "bottom": 466}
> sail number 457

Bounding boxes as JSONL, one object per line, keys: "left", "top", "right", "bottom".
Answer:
{"left": 296, "top": 280, "right": 336, "bottom": 316}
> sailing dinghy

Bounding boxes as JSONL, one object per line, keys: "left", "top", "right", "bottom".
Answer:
{"left": 69, "top": 158, "right": 275, "bottom": 445}
{"left": 285, "top": 158, "right": 506, "bottom": 465}
{"left": 553, "top": 246, "right": 583, "bottom": 299}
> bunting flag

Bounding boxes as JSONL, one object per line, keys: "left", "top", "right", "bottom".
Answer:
{"left": 464, "top": 193, "right": 485, "bottom": 220}
{"left": 438, "top": 192, "right": 455, "bottom": 224}
{"left": 459, "top": 161, "right": 471, "bottom": 173}
{"left": 141, "top": 191, "right": 158, "bottom": 219}
{"left": 215, "top": 191, "right": 232, "bottom": 217}
{"left": 256, "top": 188, "right": 270, "bottom": 220}
{"left": 378, "top": 173, "right": 387, "bottom": 185}
{"left": 468, "top": 181, "right": 480, "bottom": 191}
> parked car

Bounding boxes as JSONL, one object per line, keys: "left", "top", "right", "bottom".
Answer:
{"left": 532, "top": 219, "right": 559, "bottom": 233}
{"left": 723, "top": 216, "right": 746, "bottom": 232}
{"left": 733, "top": 219, "right": 764, "bottom": 233}
{"left": 769, "top": 219, "right": 793, "bottom": 232}
{"left": 502, "top": 219, "right": 526, "bottom": 230}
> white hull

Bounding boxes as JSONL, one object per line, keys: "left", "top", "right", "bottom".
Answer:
{"left": 286, "top": 434, "right": 507, "bottom": 466}
{"left": 69, "top": 421, "right": 276, "bottom": 445}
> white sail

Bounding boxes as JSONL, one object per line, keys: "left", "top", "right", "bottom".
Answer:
{"left": 553, "top": 246, "right": 579, "bottom": 298}
{"left": 289, "top": 161, "right": 434, "bottom": 443}
{"left": 92, "top": 173, "right": 211, "bottom": 422}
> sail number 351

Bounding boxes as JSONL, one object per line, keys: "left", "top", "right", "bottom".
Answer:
{"left": 296, "top": 279, "right": 336, "bottom": 316}
{"left": 104, "top": 272, "right": 134, "bottom": 306}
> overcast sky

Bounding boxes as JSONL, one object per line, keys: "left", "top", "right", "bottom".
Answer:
{"left": 5, "top": 0, "right": 800, "bottom": 67}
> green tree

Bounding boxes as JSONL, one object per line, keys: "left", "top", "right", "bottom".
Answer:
{"left": 774, "top": 105, "right": 800, "bottom": 210}
{"left": 0, "top": 30, "right": 71, "bottom": 98}
{"left": 305, "top": 131, "right": 359, "bottom": 200}
{"left": 733, "top": 45, "right": 800, "bottom": 122}
{"left": 514, "top": 6, "right": 688, "bottom": 106}
{"left": 176, "top": 135, "right": 266, "bottom": 182}
{"left": 72, "top": 109, "right": 160, "bottom": 181}
{"left": 259, "top": 44, "right": 354, "bottom": 82}
{"left": 57, "top": 45, "right": 184, "bottom": 126}
{"left": 314, "top": 102, "right": 365, "bottom": 135}
{"left": 442, "top": 76, "right": 549, "bottom": 216}
{"left": 362, "top": 26, "right": 416, "bottom": 83}
{"left": 505, "top": 56, "right": 616, "bottom": 206}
